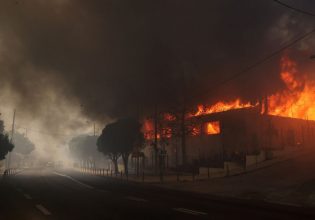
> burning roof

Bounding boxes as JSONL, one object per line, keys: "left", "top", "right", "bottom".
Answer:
{"left": 143, "top": 51, "right": 315, "bottom": 140}
{"left": 192, "top": 51, "right": 315, "bottom": 120}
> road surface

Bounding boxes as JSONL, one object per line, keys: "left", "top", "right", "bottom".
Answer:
{"left": 1, "top": 168, "right": 314, "bottom": 220}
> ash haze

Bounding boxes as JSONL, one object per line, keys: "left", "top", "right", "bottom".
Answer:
{"left": 0, "top": 0, "right": 315, "bottom": 161}
{"left": 2, "top": 1, "right": 315, "bottom": 220}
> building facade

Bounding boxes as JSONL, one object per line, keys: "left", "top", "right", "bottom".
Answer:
{"left": 143, "top": 107, "right": 315, "bottom": 170}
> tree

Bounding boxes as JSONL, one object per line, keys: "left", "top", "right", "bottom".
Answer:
{"left": 0, "top": 119, "right": 14, "bottom": 160}
{"left": 69, "top": 135, "right": 99, "bottom": 168}
{"left": 0, "top": 120, "right": 4, "bottom": 134}
{"left": 97, "top": 118, "right": 144, "bottom": 175}
{"left": 0, "top": 134, "right": 14, "bottom": 160}
{"left": 116, "top": 118, "right": 144, "bottom": 176}
{"left": 97, "top": 123, "right": 121, "bottom": 174}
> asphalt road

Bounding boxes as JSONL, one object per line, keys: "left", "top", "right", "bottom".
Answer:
{"left": 1, "top": 168, "right": 315, "bottom": 220}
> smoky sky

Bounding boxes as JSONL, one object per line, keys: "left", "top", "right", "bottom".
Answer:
{"left": 1, "top": 0, "right": 315, "bottom": 121}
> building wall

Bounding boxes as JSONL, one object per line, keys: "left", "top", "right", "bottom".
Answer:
{"left": 143, "top": 108, "right": 315, "bottom": 169}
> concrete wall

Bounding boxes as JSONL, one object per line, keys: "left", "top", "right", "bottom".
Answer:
{"left": 185, "top": 134, "right": 222, "bottom": 165}
{"left": 245, "top": 151, "right": 266, "bottom": 167}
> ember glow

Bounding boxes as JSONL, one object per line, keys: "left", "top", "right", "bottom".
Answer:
{"left": 205, "top": 121, "right": 220, "bottom": 135}
{"left": 142, "top": 119, "right": 158, "bottom": 140}
{"left": 191, "top": 127, "right": 201, "bottom": 136}
{"left": 142, "top": 114, "right": 174, "bottom": 140}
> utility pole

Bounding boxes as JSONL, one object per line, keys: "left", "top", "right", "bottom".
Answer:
{"left": 94, "top": 123, "right": 96, "bottom": 136}
{"left": 180, "top": 104, "right": 187, "bottom": 166}
{"left": 154, "top": 104, "right": 158, "bottom": 174}
{"left": 6, "top": 109, "right": 16, "bottom": 169}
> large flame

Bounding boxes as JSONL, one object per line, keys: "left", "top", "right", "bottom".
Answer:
{"left": 143, "top": 51, "right": 315, "bottom": 140}
{"left": 267, "top": 53, "right": 315, "bottom": 120}
{"left": 192, "top": 99, "right": 256, "bottom": 117}
{"left": 193, "top": 52, "right": 315, "bottom": 120}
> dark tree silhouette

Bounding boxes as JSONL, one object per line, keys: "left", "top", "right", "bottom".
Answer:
{"left": 97, "top": 122, "right": 121, "bottom": 173}
{"left": 97, "top": 118, "right": 144, "bottom": 175}
{"left": 0, "top": 134, "right": 14, "bottom": 160}
{"left": 0, "top": 120, "right": 14, "bottom": 160}
{"left": 116, "top": 118, "right": 144, "bottom": 176}
{"left": 0, "top": 120, "right": 4, "bottom": 134}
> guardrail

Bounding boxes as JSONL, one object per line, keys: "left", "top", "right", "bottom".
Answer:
{"left": 2, "top": 168, "right": 20, "bottom": 177}
{"left": 75, "top": 166, "right": 200, "bottom": 184}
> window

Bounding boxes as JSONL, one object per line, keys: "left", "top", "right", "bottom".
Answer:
{"left": 205, "top": 121, "right": 220, "bottom": 135}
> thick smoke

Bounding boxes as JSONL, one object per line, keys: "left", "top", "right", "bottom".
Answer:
{"left": 0, "top": 0, "right": 315, "bottom": 123}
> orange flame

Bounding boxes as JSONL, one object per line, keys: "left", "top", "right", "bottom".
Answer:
{"left": 143, "top": 51, "right": 315, "bottom": 140}
{"left": 142, "top": 119, "right": 156, "bottom": 140}
{"left": 267, "top": 53, "right": 314, "bottom": 120}
{"left": 192, "top": 99, "right": 256, "bottom": 117}
{"left": 191, "top": 126, "right": 201, "bottom": 136}
{"left": 205, "top": 121, "right": 220, "bottom": 135}
{"left": 142, "top": 113, "right": 174, "bottom": 140}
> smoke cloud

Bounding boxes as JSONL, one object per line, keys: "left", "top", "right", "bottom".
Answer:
{"left": 0, "top": 0, "right": 315, "bottom": 161}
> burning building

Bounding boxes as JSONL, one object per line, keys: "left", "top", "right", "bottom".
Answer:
{"left": 143, "top": 106, "right": 315, "bottom": 170}
{"left": 142, "top": 52, "right": 315, "bottom": 170}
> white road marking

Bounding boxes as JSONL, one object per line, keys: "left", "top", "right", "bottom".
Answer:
{"left": 125, "top": 196, "right": 148, "bottom": 202}
{"left": 24, "top": 194, "right": 32, "bottom": 200}
{"left": 15, "top": 170, "right": 23, "bottom": 176}
{"left": 173, "top": 208, "right": 208, "bottom": 216}
{"left": 53, "top": 172, "right": 94, "bottom": 189}
{"left": 36, "top": 204, "right": 51, "bottom": 216}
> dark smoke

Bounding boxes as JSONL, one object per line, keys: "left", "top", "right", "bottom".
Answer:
{"left": 0, "top": 0, "right": 315, "bottom": 122}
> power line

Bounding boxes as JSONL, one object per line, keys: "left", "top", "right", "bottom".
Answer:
{"left": 274, "top": 0, "right": 315, "bottom": 17}
{"left": 189, "top": 27, "right": 315, "bottom": 103}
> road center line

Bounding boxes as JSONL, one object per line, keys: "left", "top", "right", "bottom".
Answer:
{"left": 23, "top": 194, "right": 32, "bottom": 200}
{"left": 53, "top": 172, "right": 94, "bottom": 189}
{"left": 36, "top": 204, "right": 52, "bottom": 216}
{"left": 173, "top": 208, "right": 208, "bottom": 216}
{"left": 125, "top": 196, "right": 148, "bottom": 202}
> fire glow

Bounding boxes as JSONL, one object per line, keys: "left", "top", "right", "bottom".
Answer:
{"left": 143, "top": 51, "right": 315, "bottom": 140}
{"left": 193, "top": 52, "right": 315, "bottom": 120}
{"left": 192, "top": 99, "right": 256, "bottom": 117}
{"left": 267, "top": 53, "right": 315, "bottom": 119}
{"left": 205, "top": 121, "right": 220, "bottom": 135}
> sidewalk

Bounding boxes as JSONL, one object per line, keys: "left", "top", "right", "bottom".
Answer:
{"left": 156, "top": 149, "right": 315, "bottom": 208}
{"left": 76, "top": 147, "right": 308, "bottom": 184}
{"left": 74, "top": 147, "right": 315, "bottom": 207}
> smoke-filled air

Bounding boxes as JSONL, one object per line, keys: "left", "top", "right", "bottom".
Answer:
{"left": 0, "top": 0, "right": 315, "bottom": 167}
